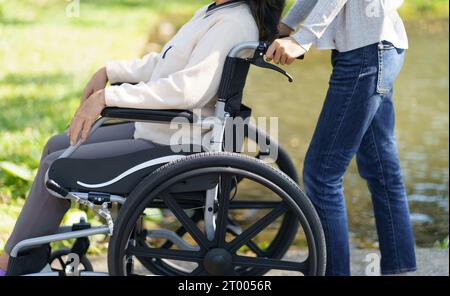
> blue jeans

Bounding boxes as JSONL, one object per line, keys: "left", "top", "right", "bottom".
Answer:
{"left": 303, "top": 41, "right": 417, "bottom": 276}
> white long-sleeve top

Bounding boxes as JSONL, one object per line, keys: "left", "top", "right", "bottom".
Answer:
{"left": 105, "top": 1, "right": 258, "bottom": 145}
{"left": 282, "top": 0, "right": 408, "bottom": 52}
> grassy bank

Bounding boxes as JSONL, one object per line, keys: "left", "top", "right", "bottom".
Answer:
{"left": 1, "top": 0, "right": 167, "bottom": 250}
{"left": 0, "top": 0, "right": 448, "bottom": 251}
{"left": 401, "top": 0, "right": 449, "bottom": 19}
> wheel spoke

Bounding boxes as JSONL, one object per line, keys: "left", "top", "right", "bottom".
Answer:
{"left": 160, "top": 210, "right": 203, "bottom": 249}
{"left": 228, "top": 204, "right": 287, "bottom": 252}
{"left": 233, "top": 255, "right": 308, "bottom": 273}
{"left": 190, "top": 265, "right": 207, "bottom": 276}
{"left": 227, "top": 219, "right": 267, "bottom": 257}
{"left": 245, "top": 240, "right": 266, "bottom": 257}
{"left": 215, "top": 174, "right": 233, "bottom": 246}
{"left": 162, "top": 193, "right": 210, "bottom": 249}
{"left": 126, "top": 246, "right": 203, "bottom": 263}
{"left": 230, "top": 200, "right": 283, "bottom": 209}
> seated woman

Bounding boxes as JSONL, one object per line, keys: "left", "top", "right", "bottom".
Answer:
{"left": 0, "top": 0, "right": 286, "bottom": 275}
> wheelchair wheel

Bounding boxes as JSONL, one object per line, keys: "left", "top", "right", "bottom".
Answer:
{"left": 108, "top": 153, "right": 326, "bottom": 276}
{"left": 134, "top": 130, "right": 301, "bottom": 276}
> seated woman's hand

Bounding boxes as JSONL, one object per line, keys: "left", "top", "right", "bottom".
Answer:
{"left": 81, "top": 67, "right": 108, "bottom": 103}
{"left": 68, "top": 89, "right": 106, "bottom": 145}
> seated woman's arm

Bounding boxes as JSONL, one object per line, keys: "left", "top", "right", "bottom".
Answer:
{"left": 104, "top": 18, "right": 250, "bottom": 110}
{"left": 106, "top": 52, "right": 160, "bottom": 85}
{"left": 69, "top": 17, "right": 254, "bottom": 145}
{"left": 80, "top": 53, "right": 159, "bottom": 103}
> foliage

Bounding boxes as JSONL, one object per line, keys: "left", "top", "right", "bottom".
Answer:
{"left": 402, "top": 0, "right": 449, "bottom": 18}
{"left": 434, "top": 236, "right": 449, "bottom": 249}
{"left": 0, "top": 161, "right": 34, "bottom": 182}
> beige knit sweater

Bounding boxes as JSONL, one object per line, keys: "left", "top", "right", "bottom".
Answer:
{"left": 105, "top": 2, "right": 258, "bottom": 146}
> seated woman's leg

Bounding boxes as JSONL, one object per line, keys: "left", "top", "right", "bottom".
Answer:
{"left": 4, "top": 150, "right": 72, "bottom": 255}
{"left": 1, "top": 122, "right": 141, "bottom": 270}
{"left": 42, "top": 122, "right": 137, "bottom": 159}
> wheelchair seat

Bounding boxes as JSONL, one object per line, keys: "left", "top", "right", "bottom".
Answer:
{"left": 48, "top": 144, "right": 204, "bottom": 195}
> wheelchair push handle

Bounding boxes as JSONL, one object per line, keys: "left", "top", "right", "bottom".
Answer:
{"left": 250, "top": 43, "right": 294, "bottom": 82}
{"left": 228, "top": 41, "right": 301, "bottom": 83}
{"left": 250, "top": 42, "right": 297, "bottom": 83}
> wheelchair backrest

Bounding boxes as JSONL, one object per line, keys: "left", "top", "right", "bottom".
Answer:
{"left": 217, "top": 54, "right": 252, "bottom": 117}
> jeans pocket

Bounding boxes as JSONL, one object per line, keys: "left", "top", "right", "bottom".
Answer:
{"left": 376, "top": 42, "right": 405, "bottom": 95}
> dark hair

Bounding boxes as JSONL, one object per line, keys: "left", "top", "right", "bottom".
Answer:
{"left": 246, "top": 0, "right": 286, "bottom": 42}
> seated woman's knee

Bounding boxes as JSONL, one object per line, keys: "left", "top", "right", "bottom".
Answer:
{"left": 42, "top": 134, "right": 69, "bottom": 158}
{"left": 41, "top": 151, "right": 64, "bottom": 172}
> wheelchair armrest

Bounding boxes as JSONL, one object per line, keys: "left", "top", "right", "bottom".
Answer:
{"left": 101, "top": 107, "right": 194, "bottom": 123}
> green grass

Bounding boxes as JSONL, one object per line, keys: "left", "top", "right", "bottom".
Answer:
{"left": 401, "top": 0, "right": 449, "bottom": 19}
{"left": 434, "top": 235, "right": 449, "bottom": 249}
{"left": 0, "top": 0, "right": 448, "bottom": 251}
{"left": 0, "top": 0, "right": 169, "bottom": 251}
{"left": 0, "top": 0, "right": 216, "bottom": 252}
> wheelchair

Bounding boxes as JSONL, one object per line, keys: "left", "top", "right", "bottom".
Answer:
{"left": 7, "top": 41, "right": 326, "bottom": 276}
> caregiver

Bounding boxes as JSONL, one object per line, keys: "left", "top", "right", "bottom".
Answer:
{"left": 266, "top": 0, "right": 416, "bottom": 276}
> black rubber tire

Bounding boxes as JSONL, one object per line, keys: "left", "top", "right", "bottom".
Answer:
{"left": 108, "top": 152, "right": 326, "bottom": 276}
{"left": 49, "top": 248, "right": 94, "bottom": 273}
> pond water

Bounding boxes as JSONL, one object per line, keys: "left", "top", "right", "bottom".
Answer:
{"left": 241, "top": 20, "right": 449, "bottom": 248}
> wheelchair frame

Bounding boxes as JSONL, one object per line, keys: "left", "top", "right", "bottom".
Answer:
{"left": 8, "top": 42, "right": 316, "bottom": 276}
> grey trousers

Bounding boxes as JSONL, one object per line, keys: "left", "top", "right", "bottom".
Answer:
{"left": 4, "top": 122, "right": 156, "bottom": 254}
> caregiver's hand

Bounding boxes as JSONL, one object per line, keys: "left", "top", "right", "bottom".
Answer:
{"left": 68, "top": 89, "right": 106, "bottom": 145}
{"left": 81, "top": 67, "right": 108, "bottom": 103}
{"left": 266, "top": 37, "right": 307, "bottom": 65}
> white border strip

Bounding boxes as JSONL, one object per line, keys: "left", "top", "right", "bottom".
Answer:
{"left": 76, "top": 155, "right": 186, "bottom": 189}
